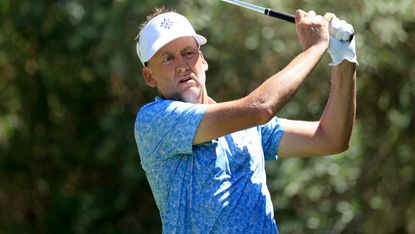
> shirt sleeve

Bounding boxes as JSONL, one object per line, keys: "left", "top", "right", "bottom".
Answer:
{"left": 135, "top": 99, "right": 208, "bottom": 164}
{"left": 258, "top": 117, "right": 285, "bottom": 161}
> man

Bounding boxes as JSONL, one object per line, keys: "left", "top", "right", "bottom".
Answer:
{"left": 134, "top": 7, "right": 357, "bottom": 234}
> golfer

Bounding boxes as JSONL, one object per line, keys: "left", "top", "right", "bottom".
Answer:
{"left": 134, "top": 7, "right": 357, "bottom": 234}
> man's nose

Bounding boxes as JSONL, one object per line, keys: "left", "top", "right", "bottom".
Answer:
{"left": 175, "top": 55, "right": 189, "bottom": 73}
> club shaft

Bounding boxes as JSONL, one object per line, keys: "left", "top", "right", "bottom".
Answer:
{"left": 221, "top": 0, "right": 265, "bottom": 14}
{"left": 221, "top": 0, "right": 295, "bottom": 23}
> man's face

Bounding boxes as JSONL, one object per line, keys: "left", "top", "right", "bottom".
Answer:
{"left": 143, "top": 36, "right": 208, "bottom": 104}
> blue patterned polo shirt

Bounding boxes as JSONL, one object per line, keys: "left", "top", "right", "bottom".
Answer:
{"left": 135, "top": 97, "right": 284, "bottom": 234}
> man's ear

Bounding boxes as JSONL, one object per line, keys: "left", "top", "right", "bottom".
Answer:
{"left": 143, "top": 67, "right": 157, "bottom": 88}
{"left": 200, "top": 52, "right": 208, "bottom": 72}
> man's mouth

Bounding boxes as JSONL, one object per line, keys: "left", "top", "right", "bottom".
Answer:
{"left": 179, "top": 76, "right": 192, "bottom": 83}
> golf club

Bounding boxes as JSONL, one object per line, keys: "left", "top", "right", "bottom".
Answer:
{"left": 221, "top": 0, "right": 354, "bottom": 42}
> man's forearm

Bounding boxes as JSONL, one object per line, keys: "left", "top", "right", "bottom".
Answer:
{"left": 319, "top": 61, "right": 356, "bottom": 152}
{"left": 244, "top": 44, "right": 327, "bottom": 123}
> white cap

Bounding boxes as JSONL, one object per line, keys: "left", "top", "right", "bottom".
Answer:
{"left": 136, "top": 12, "right": 207, "bottom": 65}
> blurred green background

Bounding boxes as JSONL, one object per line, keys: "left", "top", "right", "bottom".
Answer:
{"left": 1, "top": 0, "right": 414, "bottom": 233}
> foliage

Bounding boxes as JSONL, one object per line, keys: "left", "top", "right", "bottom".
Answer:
{"left": 0, "top": 0, "right": 414, "bottom": 233}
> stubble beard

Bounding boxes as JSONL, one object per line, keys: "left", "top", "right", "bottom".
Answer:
{"left": 180, "top": 72, "right": 207, "bottom": 104}
{"left": 180, "top": 86, "right": 204, "bottom": 104}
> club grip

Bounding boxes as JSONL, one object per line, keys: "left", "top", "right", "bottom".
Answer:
{"left": 265, "top": 9, "right": 295, "bottom": 23}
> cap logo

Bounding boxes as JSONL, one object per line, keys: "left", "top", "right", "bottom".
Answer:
{"left": 160, "top": 18, "right": 174, "bottom": 29}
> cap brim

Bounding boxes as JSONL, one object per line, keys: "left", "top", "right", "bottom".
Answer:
{"left": 194, "top": 34, "right": 207, "bottom": 46}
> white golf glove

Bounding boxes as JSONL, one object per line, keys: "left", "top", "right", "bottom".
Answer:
{"left": 328, "top": 18, "right": 358, "bottom": 66}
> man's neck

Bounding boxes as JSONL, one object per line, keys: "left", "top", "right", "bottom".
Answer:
{"left": 207, "top": 96, "right": 216, "bottom": 104}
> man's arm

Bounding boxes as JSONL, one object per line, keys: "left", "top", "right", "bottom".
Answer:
{"left": 193, "top": 10, "right": 331, "bottom": 145}
{"left": 278, "top": 61, "right": 356, "bottom": 157}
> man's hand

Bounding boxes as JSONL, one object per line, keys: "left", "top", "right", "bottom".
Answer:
{"left": 328, "top": 18, "right": 358, "bottom": 66}
{"left": 330, "top": 18, "right": 354, "bottom": 42}
{"left": 295, "top": 10, "right": 331, "bottom": 51}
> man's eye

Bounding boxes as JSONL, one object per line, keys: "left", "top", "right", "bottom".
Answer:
{"left": 162, "top": 56, "right": 173, "bottom": 62}
{"left": 184, "top": 50, "right": 196, "bottom": 57}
